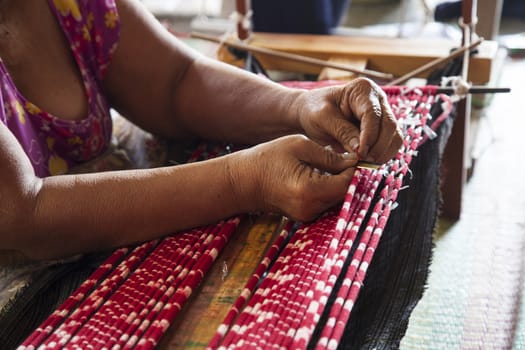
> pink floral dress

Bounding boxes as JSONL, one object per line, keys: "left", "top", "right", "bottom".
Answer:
{"left": 0, "top": 0, "right": 120, "bottom": 177}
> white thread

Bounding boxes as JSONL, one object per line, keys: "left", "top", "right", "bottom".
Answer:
{"left": 229, "top": 10, "right": 253, "bottom": 32}
{"left": 441, "top": 76, "right": 471, "bottom": 102}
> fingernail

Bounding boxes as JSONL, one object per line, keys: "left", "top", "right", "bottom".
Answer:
{"left": 349, "top": 138, "right": 359, "bottom": 152}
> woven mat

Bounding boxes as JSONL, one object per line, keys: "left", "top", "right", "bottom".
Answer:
{"left": 401, "top": 58, "right": 525, "bottom": 350}
{"left": 401, "top": 213, "right": 525, "bottom": 349}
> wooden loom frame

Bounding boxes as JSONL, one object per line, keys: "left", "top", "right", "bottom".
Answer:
{"left": 151, "top": 1, "right": 498, "bottom": 347}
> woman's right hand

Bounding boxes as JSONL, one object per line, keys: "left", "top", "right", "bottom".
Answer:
{"left": 228, "top": 135, "right": 358, "bottom": 222}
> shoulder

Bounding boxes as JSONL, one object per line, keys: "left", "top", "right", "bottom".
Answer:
{"left": 48, "top": 0, "right": 121, "bottom": 79}
{"left": 49, "top": 0, "right": 118, "bottom": 20}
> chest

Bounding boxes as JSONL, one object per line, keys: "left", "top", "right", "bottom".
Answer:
{"left": 0, "top": 2, "right": 88, "bottom": 121}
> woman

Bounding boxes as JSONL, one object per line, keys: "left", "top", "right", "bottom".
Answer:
{"left": 0, "top": 0, "right": 402, "bottom": 260}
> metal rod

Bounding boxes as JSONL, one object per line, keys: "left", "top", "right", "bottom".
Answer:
{"left": 356, "top": 161, "right": 382, "bottom": 170}
{"left": 436, "top": 86, "right": 510, "bottom": 94}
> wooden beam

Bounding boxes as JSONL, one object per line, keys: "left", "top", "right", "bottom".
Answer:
{"left": 193, "top": 32, "right": 393, "bottom": 80}
{"left": 220, "top": 32, "right": 498, "bottom": 84}
{"left": 318, "top": 57, "right": 369, "bottom": 81}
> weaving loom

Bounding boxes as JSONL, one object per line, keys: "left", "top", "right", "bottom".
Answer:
{"left": 2, "top": 84, "right": 454, "bottom": 349}
{"left": 1, "top": 1, "right": 502, "bottom": 348}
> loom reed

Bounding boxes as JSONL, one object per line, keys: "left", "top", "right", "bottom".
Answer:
{"left": 233, "top": 224, "right": 315, "bottom": 346}
{"left": 244, "top": 218, "right": 336, "bottom": 348}
{"left": 222, "top": 226, "right": 303, "bottom": 347}
{"left": 275, "top": 220, "right": 335, "bottom": 349}
{"left": 221, "top": 170, "right": 376, "bottom": 348}
{"left": 283, "top": 172, "right": 377, "bottom": 348}
{"left": 282, "top": 179, "right": 373, "bottom": 349}
{"left": 304, "top": 175, "right": 382, "bottom": 349}
{"left": 292, "top": 171, "right": 380, "bottom": 348}
{"left": 315, "top": 179, "right": 388, "bottom": 346}
{"left": 207, "top": 220, "right": 294, "bottom": 349}
{"left": 317, "top": 94, "right": 429, "bottom": 348}
{"left": 254, "top": 220, "right": 327, "bottom": 347}
{"left": 115, "top": 235, "right": 201, "bottom": 341}
{"left": 110, "top": 232, "right": 206, "bottom": 348}
{"left": 226, "top": 173, "right": 364, "bottom": 345}
{"left": 106, "top": 237, "right": 196, "bottom": 344}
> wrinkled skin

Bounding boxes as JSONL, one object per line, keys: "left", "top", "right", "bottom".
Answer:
{"left": 230, "top": 78, "right": 403, "bottom": 223}
{"left": 297, "top": 78, "right": 402, "bottom": 163}
{"left": 230, "top": 135, "right": 359, "bottom": 222}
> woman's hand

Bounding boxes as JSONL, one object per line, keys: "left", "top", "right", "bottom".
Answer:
{"left": 294, "top": 78, "right": 403, "bottom": 164}
{"left": 228, "top": 135, "right": 358, "bottom": 222}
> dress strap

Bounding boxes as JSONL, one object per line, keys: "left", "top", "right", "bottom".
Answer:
{"left": 47, "top": 0, "right": 120, "bottom": 82}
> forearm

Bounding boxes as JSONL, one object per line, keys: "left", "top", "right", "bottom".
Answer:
{"left": 21, "top": 156, "right": 244, "bottom": 259}
{"left": 171, "top": 55, "right": 304, "bottom": 144}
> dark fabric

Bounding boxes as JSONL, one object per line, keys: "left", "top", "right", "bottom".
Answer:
{"left": 435, "top": 0, "right": 525, "bottom": 21}
{"left": 252, "top": 0, "right": 351, "bottom": 34}
{"left": 308, "top": 102, "right": 455, "bottom": 349}
{"left": 341, "top": 112, "right": 453, "bottom": 349}
{"left": 0, "top": 253, "right": 112, "bottom": 349}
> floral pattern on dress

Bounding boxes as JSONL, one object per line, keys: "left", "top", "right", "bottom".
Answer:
{"left": 0, "top": 0, "right": 120, "bottom": 177}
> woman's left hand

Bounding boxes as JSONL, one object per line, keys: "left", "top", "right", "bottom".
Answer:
{"left": 293, "top": 77, "right": 403, "bottom": 164}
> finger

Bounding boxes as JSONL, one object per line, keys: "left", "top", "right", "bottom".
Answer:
{"left": 315, "top": 115, "right": 361, "bottom": 154}
{"left": 366, "top": 101, "right": 401, "bottom": 163}
{"left": 298, "top": 86, "right": 361, "bottom": 153}
{"left": 309, "top": 167, "right": 356, "bottom": 208}
{"left": 373, "top": 128, "right": 404, "bottom": 164}
{"left": 357, "top": 88, "right": 383, "bottom": 160}
{"left": 296, "top": 138, "right": 358, "bottom": 174}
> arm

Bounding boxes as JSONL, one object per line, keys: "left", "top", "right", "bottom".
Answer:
{"left": 0, "top": 0, "right": 401, "bottom": 260}
{"left": 104, "top": 0, "right": 302, "bottom": 144}
{"left": 0, "top": 124, "right": 355, "bottom": 260}
{"left": 0, "top": 123, "right": 238, "bottom": 259}
{"left": 105, "top": 0, "right": 401, "bottom": 162}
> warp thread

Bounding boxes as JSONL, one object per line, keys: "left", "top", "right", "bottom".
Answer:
{"left": 17, "top": 85, "right": 453, "bottom": 350}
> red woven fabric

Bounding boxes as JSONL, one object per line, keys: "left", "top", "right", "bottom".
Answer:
{"left": 209, "top": 85, "right": 452, "bottom": 349}
{"left": 19, "top": 84, "right": 452, "bottom": 350}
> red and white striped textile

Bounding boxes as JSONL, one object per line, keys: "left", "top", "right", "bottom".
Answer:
{"left": 19, "top": 85, "right": 452, "bottom": 350}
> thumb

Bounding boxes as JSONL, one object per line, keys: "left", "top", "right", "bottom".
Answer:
{"left": 315, "top": 116, "right": 362, "bottom": 155}
{"left": 297, "top": 139, "right": 358, "bottom": 174}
